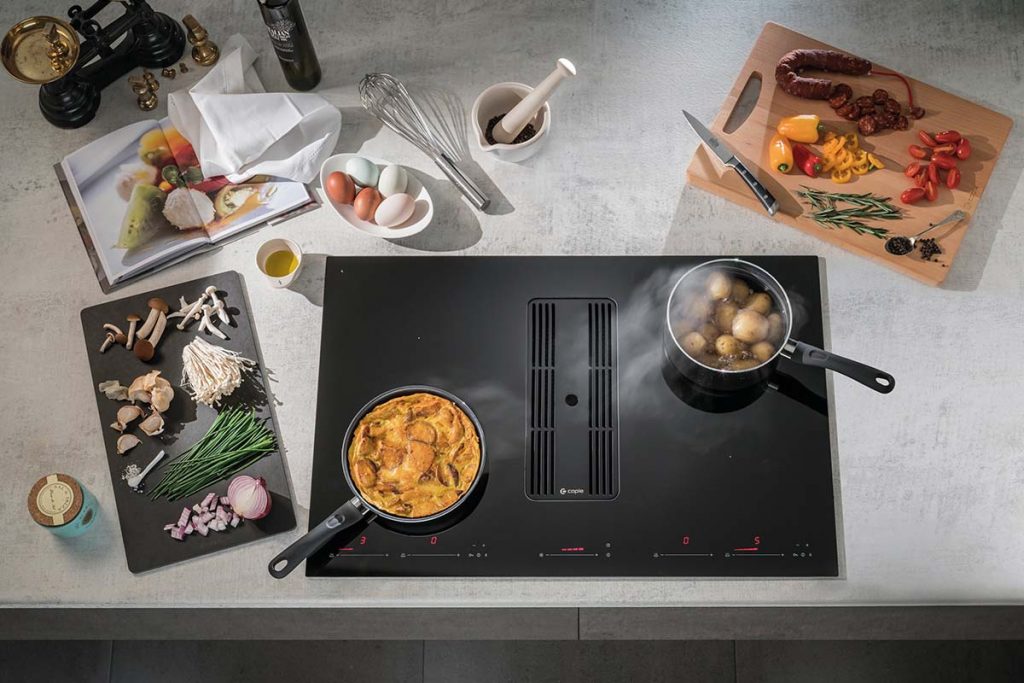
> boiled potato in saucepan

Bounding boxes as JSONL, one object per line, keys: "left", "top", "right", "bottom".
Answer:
{"left": 673, "top": 270, "right": 784, "bottom": 371}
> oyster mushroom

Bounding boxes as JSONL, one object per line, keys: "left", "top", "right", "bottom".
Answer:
{"left": 204, "top": 286, "right": 230, "bottom": 325}
{"left": 98, "top": 380, "right": 129, "bottom": 401}
{"left": 117, "top": 434, "right": 142, "bottom": 455}
{"left": 111, "top": 404, "right": 144, "bottom": 432}
{"left": 139, "top": 410, "right": 165, "bottom": 437}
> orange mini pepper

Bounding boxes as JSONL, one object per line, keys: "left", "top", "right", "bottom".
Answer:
{"left": 769, "top": 133, "right": 793, "bottom": 173}
{"left": 776, "top": 114, "right": 824, "bottom": 144}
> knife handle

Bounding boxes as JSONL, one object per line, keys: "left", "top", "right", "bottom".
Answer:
{"left": 728, "top": 159, "right": 778, "bottom": 216}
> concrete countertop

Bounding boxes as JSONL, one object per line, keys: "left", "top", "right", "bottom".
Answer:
{"left": 0, "top": 0, "right": 1022, "bottom": 631}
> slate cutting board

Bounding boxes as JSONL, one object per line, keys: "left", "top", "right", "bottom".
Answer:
{"left": 685, "top": 22, "right": 1013, "bottom": 286}
{"left": 81, "top": 271, "right": 295, "bottom": 573}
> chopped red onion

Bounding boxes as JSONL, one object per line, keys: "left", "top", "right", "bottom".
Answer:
{"left": 230, "top": 515, "right": 240, "bottom": 527}
{"left": 170, "top": 527, "right": 186, "bottom": 541}
{"left": 177, "top": 508, "right": 191, "bottom": 527}
{"left": 201, "top": 492, "right": 217, "bottom": 509}
{"left": 184, "top": 523, "right": 194, "bottom": 535}
{"left": 163, "top": 524, "right": 177, "bottom": 531}
{"left": 220, "top": 496, "right": 231, "bottom": 506}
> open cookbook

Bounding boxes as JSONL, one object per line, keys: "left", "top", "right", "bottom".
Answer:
{"left": 56, "top": 118, "right": 317, "bottom": 292}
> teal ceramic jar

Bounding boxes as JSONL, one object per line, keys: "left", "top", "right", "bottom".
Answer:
{"left": 28, "top": 473, "right": 98, "bottom": 538}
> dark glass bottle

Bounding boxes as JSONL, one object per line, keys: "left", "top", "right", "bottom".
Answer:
{"left": 257, "top": 0, "right": 322, "bottom": 91}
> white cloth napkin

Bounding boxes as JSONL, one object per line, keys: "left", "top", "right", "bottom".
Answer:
{"left": 168, "top": 34, "right": 340, "bottom": 184}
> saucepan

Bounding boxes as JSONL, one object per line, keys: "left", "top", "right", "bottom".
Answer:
{"left": 664, "top": 258, "right": 894, "bottom": 394}
{"left": 268, "top": 385, "right": 487, "bottom": 579}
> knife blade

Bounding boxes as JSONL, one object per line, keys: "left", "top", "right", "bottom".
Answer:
{"left": 683, "top": 109, "right": 778, "bottom": 216}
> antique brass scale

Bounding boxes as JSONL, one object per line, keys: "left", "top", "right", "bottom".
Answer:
{"left": 1, "top": 1, "right": 184, "bottom": 128}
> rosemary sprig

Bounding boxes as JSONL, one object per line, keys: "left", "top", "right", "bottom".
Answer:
{"left": 796, "top": 187, "right": 902, "bottom": 239}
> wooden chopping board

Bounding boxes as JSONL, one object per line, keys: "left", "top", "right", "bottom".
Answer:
{"left": 685, "top": 22, "right": 1013, "bottom": 286}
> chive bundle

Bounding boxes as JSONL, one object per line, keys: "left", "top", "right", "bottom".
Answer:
{"left": 797, "top": 187, "right": 902, "bottom": 239}
{"left": 150, "top": 407, "right": 276, "bottom": 501}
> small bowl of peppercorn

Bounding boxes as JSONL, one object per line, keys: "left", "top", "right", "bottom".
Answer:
{"left": 472, "top": 82, "right": 551, "bottom": 162}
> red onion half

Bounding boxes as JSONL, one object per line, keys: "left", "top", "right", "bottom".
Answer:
{"left": 227, "top": 475, "right": 272, "bottom": 520}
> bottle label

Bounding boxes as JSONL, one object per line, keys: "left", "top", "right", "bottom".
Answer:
{"left": 266, "top": 18, "right": 297, "bottom": 62}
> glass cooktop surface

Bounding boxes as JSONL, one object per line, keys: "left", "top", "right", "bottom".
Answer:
{"left": 306, "top": 256, "right": 839, "bottom": 577}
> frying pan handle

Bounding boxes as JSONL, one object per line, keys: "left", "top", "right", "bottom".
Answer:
{"left": 268, "top": 497, "right": 371, "bottom": 579}
{"left": 784, "top": 340, "right": 895, "bottom": 394}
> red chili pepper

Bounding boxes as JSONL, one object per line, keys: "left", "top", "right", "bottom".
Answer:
{"left": 918, "top": 131, "right": 938, "bottom": 147}
{"left": 956, "top": 138, "right": 972, "bottom": 160}
{"left": 931, "top": 153, "right": 958, "bottom": 170}
{"left": 908, "top": 145, "right": 929, "bottom": 159}
{"left": 927, "top": 162, "right": 940, "bottom": 185}
{"left": 934, "top": 130, "right": 961, "bottom": 143}
{"left": 904, "top": 161, "right": 922, "bottom": 177}
{"left": 791, "top": 143, "right": 823, "bottom": 177}
{"left": 924, "top": 180, "right": 938, "bottom": 202}
{"left": 946, "top": 167, "right": 961, "bottom": 190}
{"left": 901, "top": 187, "right": 926, "bottom": 204}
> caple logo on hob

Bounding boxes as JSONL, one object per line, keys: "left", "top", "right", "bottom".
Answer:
{"left": 559, "top": 488, "right": 585, "bottom": 496}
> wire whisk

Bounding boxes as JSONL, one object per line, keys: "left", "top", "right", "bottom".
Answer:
{"left": 360, "top": 73, "right": 489, "bottom": 211}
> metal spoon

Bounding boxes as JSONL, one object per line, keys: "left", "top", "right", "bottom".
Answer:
{"left": 885, "top": 210, "right": 967, "bottom": 256}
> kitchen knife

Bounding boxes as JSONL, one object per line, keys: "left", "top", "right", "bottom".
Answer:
{"left": 683, "top": 109, "right": 778, "bottom": 216}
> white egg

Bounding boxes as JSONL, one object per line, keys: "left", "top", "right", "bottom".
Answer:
{"left": 373, "top": 193, "right": 416, "bottom": 228}
{"left": 344, "top": 157, "right": 379, "bottom": 188}
{"left": 377, "top": 164, "right": 408, "bottom": 197}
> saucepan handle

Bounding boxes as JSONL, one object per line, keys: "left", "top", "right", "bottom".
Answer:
{"left": 268, "top": 496, "right": 372, "bottom": 579}
{"left": 784, "top": 340, "right": 895, "bottom": 394}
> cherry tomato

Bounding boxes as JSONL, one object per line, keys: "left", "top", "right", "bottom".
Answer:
{"left": 901, "top": 187, "right": 926, "bottom": 204}
{"left": 924, "top": 180, "right": 938, "bottom": 202}
{"left": 931, "top": 143, "right": 956, "bottom": 155}
{"left": 918, "top": 131, "right": 938, "bottom": 147}
{"left": 914, "top": 168, "right": 927, "bottom": 188}
{"left": 934, "top": 130, "right": 961, "bottom": 143}
{"left": 908, "top": 145, "right": 929, "bottom": 159}
{"left": 946, "top": 167, "right": 961, "bottom": 190}
{"left": 927, "top": 162, "right": 940, "bottom": 185}
{"left": 904, "top": 161, "right": 922, "bottom": 177}
{"left": 931, "top": 154, "right": 958, "bottom": 170}
{"left": 956, "top": 138, "right": 972, "bottom": 160}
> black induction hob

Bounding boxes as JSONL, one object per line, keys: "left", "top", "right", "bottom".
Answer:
{"left": 306, "top": 256, "right": 839, "bottom": 578}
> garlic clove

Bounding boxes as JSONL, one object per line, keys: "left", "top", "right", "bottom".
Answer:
{"left": 139, "top": 410, "right": 165, "bottom": 437}
{"left": 111, "top": 405, "right": 144, "bottom": 432}
{"left": 117, "top": 434, "right": 142, "bottom": 455}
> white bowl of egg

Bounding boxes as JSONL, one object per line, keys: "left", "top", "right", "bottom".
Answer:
{"left": 319, "top": 154, "right": 433, "bottom": 239}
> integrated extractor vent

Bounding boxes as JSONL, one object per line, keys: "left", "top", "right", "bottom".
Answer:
{"left": 526, "top": 298, "right": 618, "bottom": 501}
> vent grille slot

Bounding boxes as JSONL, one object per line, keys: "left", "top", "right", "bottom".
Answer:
{"left": 527, "top": 299, "right": 618, "bottom": 501}
{"left": 588, "top": 301, "right": 616, "bottom": 498}
{"left": 528, "top": 301, "right": 555, "bottom": 497}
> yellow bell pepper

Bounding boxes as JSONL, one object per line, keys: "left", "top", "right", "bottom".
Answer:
{"left": 776, "top": 114, "right": 824, "bottom": 144}
{"left": 768, "top": 133, "right": 793, "bottom": 173}
{"left": 866, "top": 153, "right": 885, "bottom": 170}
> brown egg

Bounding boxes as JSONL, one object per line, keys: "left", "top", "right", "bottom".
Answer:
{"left": 354, "top": 187, "right": 383, "bottom": 221}
{"left": 325, "top": 171, "right": 356, "bottom": 205}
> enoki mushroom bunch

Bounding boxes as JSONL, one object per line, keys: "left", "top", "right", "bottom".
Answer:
{"left": 181, "top": 337, "right": 255, "bottom": 407}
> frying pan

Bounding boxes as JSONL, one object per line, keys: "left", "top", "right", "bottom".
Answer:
{"left": 664, "top": 258, "right": 895, "bottom": 394}
{"left": 268, "top": 385, "right": 487, "bottom": 579}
